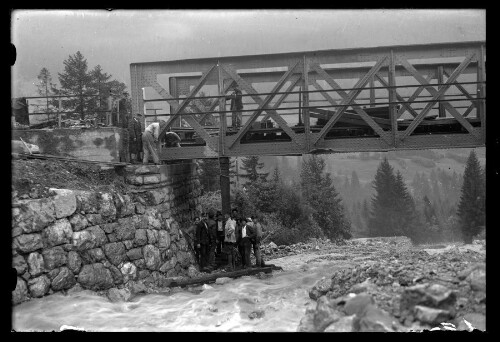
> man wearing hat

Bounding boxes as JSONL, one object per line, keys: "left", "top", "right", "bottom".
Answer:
{"left": 128, "top": 113, "right": 143, "bottom": 163}
{"left": 226, "top": 87, "right": 243, "bottom": 129}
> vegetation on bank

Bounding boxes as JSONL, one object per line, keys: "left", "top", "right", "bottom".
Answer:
{"left": 198, "top": 150, "right": 485, "bottom": 245}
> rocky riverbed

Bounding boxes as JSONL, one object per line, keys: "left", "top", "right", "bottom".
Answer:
{"left": 12, "top": 236, "right": 486, "bottom": 332}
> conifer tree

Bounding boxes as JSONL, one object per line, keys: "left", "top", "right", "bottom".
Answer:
{"left": 457, "top": 150, "right": 485, "bottom": 243}
{"left": 300, "top": 155, "right": 351, "bottom": 240}
{"left": 57, "top": 51, "right": 93, "bottom": 120}
{"left": 240, "top": 156, "right": 269, "bottom": 185}
{"left": 36, "top": 67, "right": 58, "bottom": 113}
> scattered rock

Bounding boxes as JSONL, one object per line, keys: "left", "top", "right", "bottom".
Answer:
{"left": 107, "top": 287, "right": 132, "bottom": 302}
{"left": 248, "top": 310, "right": 265, "bottom": 319}
{"left": 215, "top": 277, "right": 232, "bottom": 285}
{"left": 413, "top": 305, "right": 452, "bottom": 326}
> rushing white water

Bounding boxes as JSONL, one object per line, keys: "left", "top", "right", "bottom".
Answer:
{"left": 12, "top": 252, "right": 354, "bottom": 332}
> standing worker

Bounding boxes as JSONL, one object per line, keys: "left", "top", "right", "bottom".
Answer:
{"left": 142, "top": 120, "right": 181, "bottom": 164}
{"left": 128, "top": 113, "right": 143, "bottom": 163}
{"left": 226, "top": 87, "right": 243, "bottom": 129}
{"left": 195, "top": 213, "right": 211, "bottom": 272}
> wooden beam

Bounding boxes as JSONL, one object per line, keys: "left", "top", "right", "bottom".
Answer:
{"left": 310, "top": 57, "right": 390, "bottom": 145}
{"left": 218, "top": 62, "right": 227, "bottom": 156}
{"left": 222, "top": 61, "right": 303, "bottom": 149}
{"left": 442, "top": 69, "right": 477, "bottom": 104}
{"left": 398, "top": 53, "right": 476, "bottom": 140}
{"left": 309, "top": 108, "right": 392, "bottom": 129}
{"left": 370, "top": 76, "right": 375, "bottom": 107}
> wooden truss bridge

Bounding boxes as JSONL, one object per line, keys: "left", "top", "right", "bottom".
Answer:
{"left": 130, "top": 41, "right": 485, "bottom": 161}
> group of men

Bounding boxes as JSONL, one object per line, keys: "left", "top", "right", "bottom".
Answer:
{"left": 193, "top": 208, "right": 263, "bottom": 272}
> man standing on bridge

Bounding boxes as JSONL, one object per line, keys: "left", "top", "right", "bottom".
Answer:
{"left": 226, "top": 86, "right": 243, "bottom": 129}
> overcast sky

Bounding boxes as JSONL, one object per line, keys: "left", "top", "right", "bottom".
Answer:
{"left": 11, "top": 9, "right": 485, "bottom": 97}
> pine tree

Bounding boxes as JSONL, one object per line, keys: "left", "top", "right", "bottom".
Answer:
{"left": 457, "top": 150, "right": 485, "bottom": 243}
{"left": 198, "top": 158, "right": 220, "bottom": 192}
{"left": 36, "top": 67, "right": 58, "bottom": 113}
{"left": 351, "top": 170, "right": 360, "bottom": 189}
{"left": 88, "top": 64, "right": 112, "bottom": 111}
{"left": 240, "top": 156, "right": 269, "bottom": 185}
{"left": 369, "top": 157, "right": 397, "bottom": 237}
{"left": 300, "top": 155, "right": 351, "bottom": 240}
{"left": 57, "top": 51, "right": 94, "bottom": 120}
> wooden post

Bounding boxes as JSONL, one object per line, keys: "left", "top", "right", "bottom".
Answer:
{"left": 219, "top": 157, "right": 231, "bottom": 215}
{"left": 303, "top": 55, "right": 311, "bottom": 151}
{"left": 389, "top": 50, "right": 397, "bottom": 147}
{"left": 58, "top": 98, "right": 62, "bottom": 128}
{"left": 437, "top": 66, "right": 446, "bottom": 118}
{"left": 218, "top": 62, "right": 226, "bottom": 156}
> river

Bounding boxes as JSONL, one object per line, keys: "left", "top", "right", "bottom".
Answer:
{"left": 12, "top": 251, "right": 356, "bottom": 332}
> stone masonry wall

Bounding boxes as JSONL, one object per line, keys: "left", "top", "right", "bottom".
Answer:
{"left": 12, "top": 162, "right": 202, "bottom": 305}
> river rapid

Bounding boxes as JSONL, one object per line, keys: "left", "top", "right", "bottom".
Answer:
{"left": 12, "top": 252, "right": 354, "bottom": 332}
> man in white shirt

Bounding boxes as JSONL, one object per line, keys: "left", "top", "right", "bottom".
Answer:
{"left": 224, "top": 213, "right": 237, "bottom": 270}
{"left": 142, "top": 120, "right": 163, "bottom": 164}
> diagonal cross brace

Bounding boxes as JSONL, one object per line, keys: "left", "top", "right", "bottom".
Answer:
{"left": 310, "top": 57, "right": 390, "bottom": 145}
{"left": 375, "top": 73, "right": 419, "bottom": 118}
{"left": 163, "top": 64, "right": 217, "bottom": 130}
{"left": 398, "top": 54, "right": 478, "bottom": 140}
{"left": 221, "top": 61, "right": 303, "bottom": 149}
{"left": 312, "top": 80, "right": 339, "bottom": 106}
{"left": 396, "top": 72, "right": 435, "bottom": 118}
{"left": 145, "top": 77, "right": 218, "bottom": 151}
{"left": 260, "top": 75, "right": 301, "bottom": 122}
{"left": 442, "top": 69, "right": 477, "bottom": 116}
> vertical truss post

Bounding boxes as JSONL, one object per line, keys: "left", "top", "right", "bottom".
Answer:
{"left": 218, "top": 61, "right": 227, "bottom": 156}
{"left": 389, "top": 50, "right": 397, "bottom": 147}
{"left": 302, "top": 55, "right": 311, "bottom": 151}
{"left": 437, "top": 66, "right": 446, "bottom": 118}
{"left": 478, "top": 44, "right": 486, "bottom": 144}
{"left": 370, "top": 76, "right": 375, "bottom": 107}
{"left": 219, "top": 157, "right": 231, "bottom": 216}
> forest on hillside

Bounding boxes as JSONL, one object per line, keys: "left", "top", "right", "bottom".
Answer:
{"left": 197, "top": 147, "right": 485, "bottom": 245}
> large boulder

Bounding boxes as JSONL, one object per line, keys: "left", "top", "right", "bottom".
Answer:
{"left": 143, "top": 245, "right": 161, "bottom": 270}
{"left": 352, "top": 304, "right": 398, "bottom": 332}
{"left": 146, "top": 229, "right": 158, "bottom": 244}
{"left": 99, "top": 193, "right": 117, "bottom": 218}
{"left": 103, "top": 242, "right": 127, "bottom": 266}
{"left": 77, "top": 263, "right": 114, "bottom": 291}
{"left": 85, "top": 214, "right": 103, "bottom": 226}
{"left": 413, "top": 305, "right": 452, "bottom": 326}
{"left": 177, "top": 251, "right": 193, "bottom": 268}
{"left": 42, "top": 246, "right": 67, "bottom": 270}
{"left": 67, "top": 251, "right": 82, "bottom": 274}
{"left": 467, "top": 266, "right": 486, "bottom": 292}
{"left": 13, "top": 197, "right": 56, "bottom": 233}
{"left": 50, "top": 189, "right": 77, "bottom": 219}
{"left": 27, "top": 252, "right": 45, "bottom": 277}
{"left": 12, "top": 255, "right": 27, "bottom": 275}
{"left": 297, "top": 296, "right": 343, "bottom": 332}
{"left": 400, "top": 283, "right": 457, "bottom": 318}
{"left": 342, "top": 293, "right": 375, "bottom": 316}
{"left": 43, "top": 218, "right": 73, "bottom": 247}
{"left": 51, "top": 267, "right": 76, "bottom": 291}
{"left": 12, "top": 277, "right": 29, "bottom": 305}
{"left": 86, "top": 226, "right": 108, "bottom": 247}
{"left": 14, "top": 233, "right": 44, "bottom": 253}
{"left": 28, "top": 275, "right": 51, "bottom": 297}
{"left": 114, "top": 193, "right": 135, "bottom": 218}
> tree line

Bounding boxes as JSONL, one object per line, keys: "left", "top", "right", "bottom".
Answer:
{"left": 35, "top": 51, "right": 130, "bottom": 120}
{"left": 198, "top": 150, "right": 485, "bottom": 245}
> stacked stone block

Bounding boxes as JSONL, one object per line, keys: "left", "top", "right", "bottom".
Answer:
{"left": 12, "top": 162, "right": 202, "bottom": 305}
